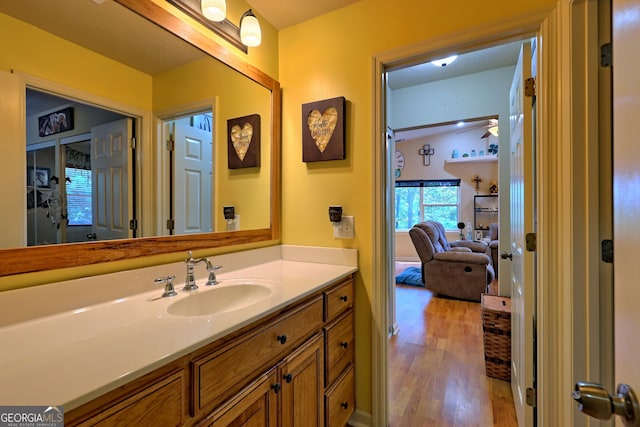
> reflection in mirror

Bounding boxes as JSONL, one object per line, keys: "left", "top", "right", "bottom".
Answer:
{"left": 26, "top": 89, "right": 132, "bottom": 246}
{"left": 0, "top": 0, "right": 280, "bottom": 277}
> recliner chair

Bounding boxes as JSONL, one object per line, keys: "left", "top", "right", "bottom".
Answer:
{"left": 409, "top": 221, "right": 495, "bottom": 302}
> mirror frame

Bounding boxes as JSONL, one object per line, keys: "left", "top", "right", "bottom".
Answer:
{"left": 0, "top": 0, "right": 281, "bottom": 277}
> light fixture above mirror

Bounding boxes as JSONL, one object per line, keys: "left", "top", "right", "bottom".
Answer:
{"left": 169, "top": 0, "right": 261, "bottom": 52}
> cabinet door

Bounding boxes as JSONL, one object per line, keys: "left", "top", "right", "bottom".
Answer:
{"left": 280, "top": 334, "right": 324, "bottom": 427}
{"left": 200, "top": 368, "right": 278, "bottom": 427}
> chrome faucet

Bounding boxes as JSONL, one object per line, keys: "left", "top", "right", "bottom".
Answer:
{"left": 184, "top": 251, "right": 222, "bottom": 290}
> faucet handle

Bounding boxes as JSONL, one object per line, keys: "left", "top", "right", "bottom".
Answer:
{"left": 155, "top": 275, "right": 177, "bottom": 297}
{"left": 206, "top": 264, "right": 223, "bottom": 286}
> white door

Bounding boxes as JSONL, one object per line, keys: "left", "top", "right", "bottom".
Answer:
{"left": 612, "top": 0, "right": 640, "bottom": 412}
{"left": 173, "top": 121, "right": 212, "bottom": 235}
{"left": 509, "top": 42, "right": 535, "bottom": 427}
{"left": 91, "top": 118, "right": 133, "bottom": 241}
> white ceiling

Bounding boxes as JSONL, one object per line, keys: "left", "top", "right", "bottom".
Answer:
{"left": 387, "top": 41, "right": 524, "bottom": 90}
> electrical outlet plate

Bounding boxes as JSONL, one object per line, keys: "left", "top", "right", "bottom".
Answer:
{"left": 333, "top": 216, "right": 354, "bottom": 239}
{"left": 226, "top": 214, "right": 240, "bottom": 231}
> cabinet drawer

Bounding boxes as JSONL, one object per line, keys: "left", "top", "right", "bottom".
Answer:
{"left": 194, "top": 296, "right": 324, "bottom": 413}
{"left": 325, "top": 365, "right": 355, "bottom": 427}
{"left": 324, "top": 310, "right": 354, "bottom": 387}
{"left": 324, "top": 278, "right": 353, "bottom": 321}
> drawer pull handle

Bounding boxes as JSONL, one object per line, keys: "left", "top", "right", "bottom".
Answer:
{"left": 271, "top": 383, "right": 281, "bottom": 393}
{"left": 341, "top": 402, "right": 349, "bottom": 409}
{"left": 283, "top": 374, "right": 293, "bottom": 383}
{"left": 276, "top": 334, "right": 287, "bottom": 344}
{"left": 340, "top": 295, "right": 348, "bottom": 302}
{"left": 340, "top": 342, "right": 349, "bottom": 349}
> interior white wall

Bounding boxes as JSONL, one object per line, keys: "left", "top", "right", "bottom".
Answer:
{"left": 389, "top": 66, "right": 514, "bottom": 129}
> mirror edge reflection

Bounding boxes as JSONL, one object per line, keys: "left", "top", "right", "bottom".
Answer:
{"left": 0, "top": 0, "right": 281, "bottom": 278}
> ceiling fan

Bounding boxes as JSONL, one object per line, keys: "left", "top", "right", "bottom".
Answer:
{"left": 456, "top": 118, "right": 499, "bottom": 138}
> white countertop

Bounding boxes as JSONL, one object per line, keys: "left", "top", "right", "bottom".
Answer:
{"left": 0, "top": 246, "right": 357, "bottom": 410}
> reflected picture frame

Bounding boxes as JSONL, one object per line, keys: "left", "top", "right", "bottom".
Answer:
{"left": 27, "top": 167, "right": 50, "bottom": 188}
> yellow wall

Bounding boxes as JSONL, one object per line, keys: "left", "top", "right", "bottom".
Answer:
{"left": 0, "top": 12, "right": 152, "bottom": 109}
{"left": 278, "top": 0, "right": 556, "bottom": 414}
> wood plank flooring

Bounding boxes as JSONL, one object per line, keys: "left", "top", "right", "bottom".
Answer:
{"left": 388, "top": 283, "right": 517, "bottom": 427}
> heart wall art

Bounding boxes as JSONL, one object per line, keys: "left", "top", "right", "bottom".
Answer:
{"left": 227, "top": 114, "right": 260, "bottom": 169}
{"left": 302, "top": 96, "right": 346, "bottom": 162}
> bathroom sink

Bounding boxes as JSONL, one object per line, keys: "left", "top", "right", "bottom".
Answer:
{"left": 167, "top": 279, "right": 275, "bottom": 317}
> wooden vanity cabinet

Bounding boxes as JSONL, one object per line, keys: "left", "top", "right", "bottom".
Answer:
{"left": 65, "top": 274, "right": 355, "bottom": 427}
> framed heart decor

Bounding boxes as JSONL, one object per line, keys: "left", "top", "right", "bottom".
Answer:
{"left": 227, "top": 114, "right": 260, "bottom": 169}
{"left": 302, "top": 96, "right": 345, "bottom": 162}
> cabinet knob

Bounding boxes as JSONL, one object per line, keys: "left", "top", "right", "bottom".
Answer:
{"left": 271, "top": 383, "right": 281, "bottom": 393}
{"left": 340, "top": 342, "right": 349, "bottom": 349}
{"left": 340, "top": 295, "right": 348, "bottom": 302}
{"left": 341, "top": 402, "right": 349, "bottom": 409}
{"left": 276, "top": 334, "right": 287, "bottom": 344}
{"left": 283, "top": 374, "right": 293, "bottom": 383}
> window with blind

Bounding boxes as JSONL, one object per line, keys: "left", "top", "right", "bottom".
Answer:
{"left": 65, "top": 167, "right": 92, "bottom": 226}
{"left": 395, "top": 179, "right": 461, "bottom": 231}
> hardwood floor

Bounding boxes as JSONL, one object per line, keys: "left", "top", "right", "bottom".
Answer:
{"left": 388, "top": 283, "right": 517, "bottom": 426}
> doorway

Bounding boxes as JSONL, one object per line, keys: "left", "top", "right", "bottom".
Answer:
{"left": 385, "top": 39, "right": 528, "bottom": 424}
{"left": 25, "top": 88, "right": 133, "bottom": 245}
{"left": 161, "top": 110, "right": 215, "bottom": 236}
{"left": 371, "top": 3, "right": 614, "bottom": 426}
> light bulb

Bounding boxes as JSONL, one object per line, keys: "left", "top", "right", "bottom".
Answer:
{"left": 201, "top": 0, "right": 226, "bottom": 22}
{"left": 240, "top": 10, "right": 261, "bottom": 47}
{"left": 431, "top": 55, "right": 458, "bottom": 67}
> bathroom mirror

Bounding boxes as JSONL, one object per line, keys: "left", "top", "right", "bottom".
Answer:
{"left": 0, "top": 0, "right": 281, "bottom": 277}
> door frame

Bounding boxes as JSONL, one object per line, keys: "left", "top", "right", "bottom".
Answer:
{"left": 14, "top": 71, "right": 155, "bottom": 237}
{"left": 155, "top": 100, "right": 216, "bottom": 237}
{"left": 370, "top": 1, "right": 607, "bottom": 426}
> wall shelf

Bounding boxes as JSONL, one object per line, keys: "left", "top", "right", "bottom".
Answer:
{"left": 445, "top": 155, "right": 498, "bottom": 164}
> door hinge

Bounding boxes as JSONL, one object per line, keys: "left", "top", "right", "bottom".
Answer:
{"left": 526, "top": 387, "right": 537, "bottom": 407}
{"left": 524, "top": 77, "right": 537, "bottom": 97}
{"left": 601, "top": 239, "right": 613, "bottom": 263}
{"left": 129, "top": 219, "right": 138, "bottom": 230}
{"left": 526, "top": 232, "right": 537, "bottom": 252}
{"left": 600, "top": 43, "right": 612, "bottom": 67}
{"left": 166, "top": 139, "right": 175, "bottom": 151}
{"left": 166, "top": 219, "right": 174, "bottom": 231}
{"left": 129, "top": 137, "right": 136, "bottom": 149}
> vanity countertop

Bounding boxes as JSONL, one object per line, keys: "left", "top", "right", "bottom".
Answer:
{"left": 0, "top": 245, "right": 357, "bottom": 410}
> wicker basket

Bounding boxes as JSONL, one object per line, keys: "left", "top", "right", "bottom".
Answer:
{"left": 481, "top": 294, "right": 511, "bottom": 381}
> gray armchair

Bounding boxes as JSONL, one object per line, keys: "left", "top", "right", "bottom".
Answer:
{"left": 409, "top": 221, "right": 495, "bottom": 302}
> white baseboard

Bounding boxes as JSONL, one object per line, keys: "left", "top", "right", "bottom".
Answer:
{"left": 348, "top": 409, "right": 372, "bottom": 427}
